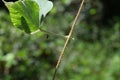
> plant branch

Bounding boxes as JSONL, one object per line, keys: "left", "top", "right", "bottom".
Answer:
{"left": 52, "top": 0, "right": 85, "bottom": 80}
{"left": 31, "top": 28, "right": 67, "bottom": 39}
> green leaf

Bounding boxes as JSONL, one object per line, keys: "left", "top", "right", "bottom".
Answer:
{"left": 3, "top": 0, "right": 53, "bottom": 34}
{"left": 3, "top": 0, "right": 39, "bottom": 33}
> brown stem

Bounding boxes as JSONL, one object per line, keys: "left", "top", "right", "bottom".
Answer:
{"left": 52, "top": 0, "right": 86, "bottom": 80}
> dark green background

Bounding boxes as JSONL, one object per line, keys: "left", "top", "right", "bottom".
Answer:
{"left": 0, "top": 0, "right": 120, "bottom": 80}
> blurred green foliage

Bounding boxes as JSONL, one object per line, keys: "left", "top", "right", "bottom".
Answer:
{"left": 0, "top": 0, "right": 120, "bottom": 80}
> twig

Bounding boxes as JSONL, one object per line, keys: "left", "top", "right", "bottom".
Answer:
{"left": 52, "top": 0, "right": 85, "bottom": 80}
{"left": 31, "top": 29, "right": 66, "bottom": 39}
{"left": 31, "top": 28, "right": 75, "bottom": 40}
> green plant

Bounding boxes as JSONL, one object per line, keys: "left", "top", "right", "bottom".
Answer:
{"left": 3, "top": 0, "right": 53, "bottom": 34}
{"left": 1, "top": 0, "right": 120, "bottom": 80}
{"left": 3, "top": 0, "right": 86, "bottom": 80}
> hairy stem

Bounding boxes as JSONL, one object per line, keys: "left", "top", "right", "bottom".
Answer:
{"left": 52, "top": 0, "right": 85, "bottom": 80}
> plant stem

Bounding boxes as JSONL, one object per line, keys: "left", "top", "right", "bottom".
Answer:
{"left": 52, "top": 0, "right": 85, "bottom": 80}
{"left": 40, "top": 28, "right": 67, "bottom": 39}
{"left": 31, "top": 28, "right": 67, "bottom": 39}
